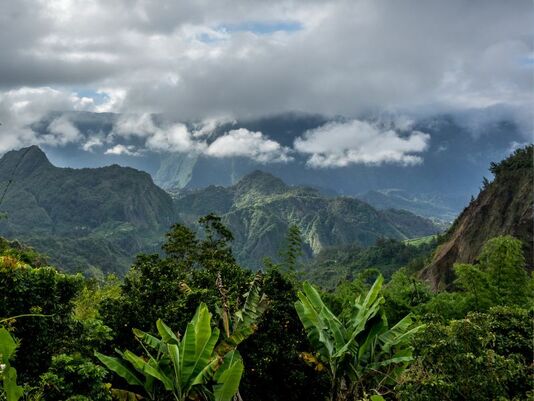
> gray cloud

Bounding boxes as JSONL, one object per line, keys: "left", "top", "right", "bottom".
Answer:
{"left": 0, "top": 0, "right": 531, "bottom": 158}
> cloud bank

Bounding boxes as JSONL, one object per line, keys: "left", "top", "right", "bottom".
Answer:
{"left": 0, "top": 0, "right": 531, "bottom": 160}
{"left": 294, "top": 120, "right": 430, "bottom": 167}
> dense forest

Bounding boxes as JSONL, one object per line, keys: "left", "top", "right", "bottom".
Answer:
{"left": 0, "top": 147, "right": 533, "bottom": 401}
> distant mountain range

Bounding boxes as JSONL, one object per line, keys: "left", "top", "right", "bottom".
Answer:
{"left": 358, "top": 189, "right": 459, "bottom": 222}
{"left": 175, "top": 170, "right": 441, "bottom": 268}
{"left": 35, "top": 111, "right": 528, "bottom": 220}
{"left": 0, "top": 147, "right": 441, "bottom": 273}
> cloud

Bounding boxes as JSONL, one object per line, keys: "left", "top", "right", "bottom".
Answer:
{"left": 45, "top": 115, "right": 81, "bottom": 145}
{"left": 112, "top": 113, "right": 206, "bottom": 153}
{"left": 0, "top": 0, "right": 530, "bottom": 135}
{"left": 104, "top": 144, "right": 141, "bottom": 156}
{"left": 0, "top": 86, "right": 94, "bottom": 152}
{"left": 205, "top": 128, "right": 292, "bottom": 162}
{"left": 113, "top": 114, "right": 291, "bottom": 163}
{"left": 294, "top": 120, "right": 430, "bottom": 167}
{"left": 82, "top": 136, "right": 104, "bottom": 152}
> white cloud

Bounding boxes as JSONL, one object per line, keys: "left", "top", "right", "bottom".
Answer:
{"left": 0, "top": 87, "right": 94, "bottom": 152}
{"left": 104, "top": 144, "right": 141, "bottom": 156}
{"left": 205, "top": 128, "right": 292, "bottom": 162}
{"left": 82, "top": 136, "right": 104, "bottom": 152}
{"left": 294, "top": 120, "right": 430, "bottom": 167}
{"left": 112, "top": 115, "right": 291, "bottom": 163}
{"left": 45, "top": 115, "right": 81, "bottom": 145}
{"left": 112, "top": 113, "right": 206, "bottom": 153}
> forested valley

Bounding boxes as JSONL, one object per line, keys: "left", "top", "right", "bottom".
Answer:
{"left": 0, "top": 146, "right": 532, "bottom": 401}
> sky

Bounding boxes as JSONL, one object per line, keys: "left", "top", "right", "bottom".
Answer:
{"left": 0, "top": 0, "right": 532, "bottom": 166}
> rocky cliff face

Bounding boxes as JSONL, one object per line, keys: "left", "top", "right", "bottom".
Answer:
{"left": 421, "top": 146, "right": 533, "bottom": 289}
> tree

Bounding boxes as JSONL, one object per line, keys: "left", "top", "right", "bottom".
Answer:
{"left": 101, "top": 216, "right": 252, "bottom": 352}
{"left": 39, "top": 354, "right": 112, "bottom": 401}
{"left": 478, "top": 235, "right": 530, "bottom": 305}
{"left": 98, "top": 286, "right": 267, "bottom": 401}
{"left": 397, "top": 306, "right": 533, "bottom": 401}
{"left": 280, "top": 225, "right": 304, "bottom": 272}
{"left": 239, "top": 269, "right": 329, "bottom": 401}
{"left": 0, "top": 259, "right": 84, "bottom": 382}
{"left": 295, "top": 276, "right": 424, "bottom": 400}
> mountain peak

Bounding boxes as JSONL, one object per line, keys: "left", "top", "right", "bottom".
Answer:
{"left": 233, "top": 170, "right": 288, "bottom": 195}
{"left": 0, "top": 145, "right": 52, "bottom": 178}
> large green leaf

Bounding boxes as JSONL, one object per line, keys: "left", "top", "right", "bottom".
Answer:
{"left": 94, "top": 352, "right": 144, "bottom": 387}
{"left": 122, "top": 351, "right": 174, "bottom": 391}
{"left": 180, "top": 304, "right": 220, "bottom": 391}
{"left": 156, "top": 319, "right": 180, "bottom": 345}
{"left": 133, "top": 328, "right": 163, "bottom": 353}
{"left": 216, "top": 277, "right": 269, "bottom": 355}
{"left": 213, "top": 351, "right": 244, "bottom": 401}
{"left": 0, "top": 328, "right": 17, "bottom": 363}
{"left": 2, "top": 365, "right": 24, "bottom": 401}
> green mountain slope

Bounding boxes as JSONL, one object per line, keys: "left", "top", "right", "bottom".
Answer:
{"left": 0, "top": 146, "right": 175, "bottom": 273}
{"left": 421, "top": 145, "right": 533, "bottom": 289}
{"left": 175, "top": 170, "right": 441, "bottom": 268}
{"left": 359, "top": 189, "right": 459, "bottom": 222}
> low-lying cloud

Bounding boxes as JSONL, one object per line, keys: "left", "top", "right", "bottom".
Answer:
{"left": 205, "top": 128, "right": 292, "bottom": 163}
{"left": 0, "top": 87, "right": 93, "bottom": 152}
{"left": 294, "top": 120, "right": 430, "bottom": 167}
{"left": 110, "top": 114, "right": 292, "bottom": 164}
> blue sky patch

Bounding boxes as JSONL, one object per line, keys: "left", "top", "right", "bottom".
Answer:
{"left": 218, "top": 20, "right": 303, "bottom": 35}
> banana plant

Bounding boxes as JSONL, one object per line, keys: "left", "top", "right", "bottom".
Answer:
{"left": 295, "top": 275, "right": 424, "bottom": 401}
{"left": 0, "top": 327, "right": 23, "bottom": 401}
{"left": 97, "top": 303, "right": 246, "bottom": 401}
{"left": 215, "top": 273, "right": 269, "bottom": 356}
{"left": 0, "top": 315, "right": 45, "bottom": 401}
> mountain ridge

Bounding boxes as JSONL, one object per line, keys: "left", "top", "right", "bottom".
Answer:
{"left": 420, "top": 145, "right": 533, "bottom": 289}
{"left": 175, "top": 170, "right": 441, "bottom": 267}
{"left": 0, "top": 146, "right": 175, "bottom": 273}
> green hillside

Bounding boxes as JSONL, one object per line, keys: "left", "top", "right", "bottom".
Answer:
{"left": 0, "top": 146, "right": 175, "bottom": 274}
{"left": 175, "top": 170, "right": 441, "bottom": 268}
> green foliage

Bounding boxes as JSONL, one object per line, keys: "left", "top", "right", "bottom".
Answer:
{"left": 97, "top": 303, "right": 248, "bottom": 401}
{"left": 280, "top": 225, "right": 304, "bottom": 272}
{"left": 295, "top": 276, "right": 424, "bottom": 400}
{"left": 0, "top": 327, "right": 23, "bottom": 401}
{"left": 39, "top": 354, "right": 112, "bottom": 401}
{"left": 477, "top": 235, "right": 530, "bottom": 305}
{"left": 382, "top": 269, "right": 432, "bottom": 324}
{"left": 422, "top": 236, "right": 533, "bottom": 320}
{"left": 397, "top": 306, "right": 534, "bottom": 401}
{"left": 0, "top": 260, "right": 84, "bottom": 382}
{"left": 101, "top": 217, "right": 252, "bottom": 352}
{"left": 305, "top": 238, "right": 436, "bottom": 289}
{"left": 489, "top": 144, "right": 533, "bottom": 176}
{"left": 239, "top": 268, "right": 329, "bottom": 401}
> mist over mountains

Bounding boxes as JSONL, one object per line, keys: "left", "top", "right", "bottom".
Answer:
{"left": 28, "top": 111, "right": 526, "bottom": 217}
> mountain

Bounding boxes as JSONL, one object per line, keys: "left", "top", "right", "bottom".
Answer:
{"left": 29, "top": 111, "right": 527, "bottom": 221}
{"left": 175, "top": 170, "right": 442, "bottom": 268}
{"left": 0, "top": 146, "right": 175, "bottom": 274}
{"left": 358, "top": 189, "right": 460, "bottom": 221}
{"left": 420, "top": 146, "right": 533, "bottom": 289}
{"left": 153, "top": 114, "right": 525, "bottom": 211}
